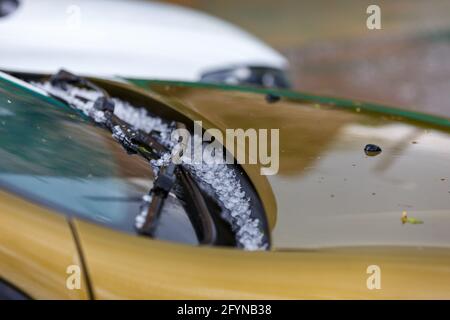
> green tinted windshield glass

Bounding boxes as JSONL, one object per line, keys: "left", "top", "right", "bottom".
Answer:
{"left": 0, "top": 77, "right": 154, "bottom": 232}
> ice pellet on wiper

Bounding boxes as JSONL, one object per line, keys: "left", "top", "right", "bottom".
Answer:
{"left": 111, "top": 125, "right": 140, "bottom": 155}
{"left": 135, "top": 194, "right": 153, "bottom": 230}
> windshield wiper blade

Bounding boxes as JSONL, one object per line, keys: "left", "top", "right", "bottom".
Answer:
{"left": 50, "top": 69, "right": 110, "bottom": 99}
{"left": 176, "top": 165, "right": 218, "bottom": 245}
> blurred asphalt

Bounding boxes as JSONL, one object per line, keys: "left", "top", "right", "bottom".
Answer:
{"left": 166, "top": 0, "right": 450, "bottom": 118}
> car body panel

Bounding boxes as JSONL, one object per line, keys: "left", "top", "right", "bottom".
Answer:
{"left": 0, "top": 0, "right": 287, "bottom": 80}
{"left": 0, "top": 190, "right": 89, "bottom": 299}
{"left": 74, "top": 217, "right": 450, "bottom": 299}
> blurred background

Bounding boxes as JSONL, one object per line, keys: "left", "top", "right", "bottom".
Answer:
{"left": 166, "top": 0, "right": 450, "bottom": 118}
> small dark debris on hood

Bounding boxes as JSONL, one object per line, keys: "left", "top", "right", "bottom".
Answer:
{"left": 364, "top": 144, "right": 382, "bottom": 156}
{"left": 265, "top": 93, "right": 281, "bottom": 104}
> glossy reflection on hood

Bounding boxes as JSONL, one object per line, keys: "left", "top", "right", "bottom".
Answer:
{"left": 141, "top": 82, "right": 450, "bottom": 250}
{"left": 270, "top": 121, "right": 450, "bottom": 249}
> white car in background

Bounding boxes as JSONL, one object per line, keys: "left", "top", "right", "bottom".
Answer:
{"left": 0, "top": 0, "right": 290, "bottom": 87}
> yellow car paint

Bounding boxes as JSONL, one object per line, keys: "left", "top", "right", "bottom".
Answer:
{"left": 0, "top": 190, "right": 89, "bottom": 299}
{"left": 74, "top": 218, "right": 450, "bottom": 299}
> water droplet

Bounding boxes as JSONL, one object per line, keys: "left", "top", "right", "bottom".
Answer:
{"left": 364, "top": 144, "right": 382, "bottom": 156}
{"left": 265, "top": 93, "right": 280, "bottom": 104}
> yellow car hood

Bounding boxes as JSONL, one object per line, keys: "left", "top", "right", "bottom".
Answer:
{"left": 135, "top": 81, "right": 450, "bottom": 250}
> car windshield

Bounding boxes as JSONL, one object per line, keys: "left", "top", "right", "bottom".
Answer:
{"left": 0, "top": 75, "right": 198, "bottom": 244}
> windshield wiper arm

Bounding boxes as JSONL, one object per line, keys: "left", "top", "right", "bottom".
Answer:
{"left": 136, "top": 162, "right": 177, "bottom": 236}
{"left": 44, "top": 69, "right": 236, "bottom": 247}
{"left": 135, "top": 162, "right": 223, "bottom": 246}
{"left": 49, "top": 69, "right": 168, "bottom": 160}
